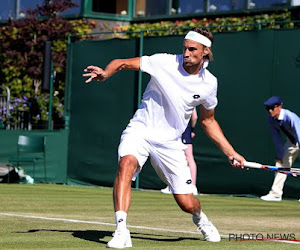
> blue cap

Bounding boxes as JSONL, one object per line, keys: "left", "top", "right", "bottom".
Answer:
{"left": 263, "top": 96, "right": 282, "bottom": 107}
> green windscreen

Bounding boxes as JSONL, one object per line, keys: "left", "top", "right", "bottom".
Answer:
{"left": 66, "top": 29, "right": 300, "bottom": 198}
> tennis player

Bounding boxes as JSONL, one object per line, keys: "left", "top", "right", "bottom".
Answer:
{"left": 261, "top": 96, "right": 300, "bottom": 202}
{"left": 83, "top": 27, "right": 244, "bottom": 248}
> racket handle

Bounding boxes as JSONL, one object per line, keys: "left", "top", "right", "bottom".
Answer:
{"left": 232, "top": 160, "right": 262, "bottom": 169}
{"left": 243, "top": 161, "right": 262, "bottom": 169}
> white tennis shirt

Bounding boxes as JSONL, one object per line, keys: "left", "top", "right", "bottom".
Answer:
{"left": 123, "top": 53, "right": 218, "bottom": 143}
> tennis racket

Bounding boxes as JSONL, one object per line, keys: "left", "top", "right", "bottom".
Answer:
{"left": 235, "top": 160, "right": 300, "bottom": 177}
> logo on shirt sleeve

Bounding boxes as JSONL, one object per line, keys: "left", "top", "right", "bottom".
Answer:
{"left": 193, "top": 95, "right": 200, "bottom": 99}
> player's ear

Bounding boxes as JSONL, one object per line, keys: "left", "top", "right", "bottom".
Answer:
{"left": 203, "top": 46, "right": 210, "bottom": 56}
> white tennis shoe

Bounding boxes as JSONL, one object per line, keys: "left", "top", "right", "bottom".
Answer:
{"left": 107, "top": 229, "right": 132, "bottom": 249}
{"left": 260, "top": 194, "right": 282, "bottom": 201}
{"left": 160, "top": 186, "right": 172, "bottom": 194}
{"left": 193, "top": 215, "right": 221, "bottom": 242}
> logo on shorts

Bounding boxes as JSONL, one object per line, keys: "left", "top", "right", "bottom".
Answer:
{"left": 193, "top": 95, "right": 200, "bottom": 99}
{"left": 186, "top": 179, "right": 192, "bottom": 184}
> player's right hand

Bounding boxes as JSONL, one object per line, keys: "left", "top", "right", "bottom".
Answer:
{"left": 83, "top": 66, "right": 108, "bottom": 83}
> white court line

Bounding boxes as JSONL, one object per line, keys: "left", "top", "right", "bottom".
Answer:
{"left": 1, "top": 213, "right": 299, "bottom": 244}
{"left": 0, "top": 212, "right": 202, "bottom": 235}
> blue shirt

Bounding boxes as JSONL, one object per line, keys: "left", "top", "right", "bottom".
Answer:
{"left": 267, "top": 108, "right": 300, "bottom": 159}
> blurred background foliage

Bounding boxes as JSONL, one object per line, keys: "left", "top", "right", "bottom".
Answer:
{"left": 111, "top": 9, "right": 296, "bottom": 38}
{"left": 0, "top": 0, "right": 95, "bottom": 128}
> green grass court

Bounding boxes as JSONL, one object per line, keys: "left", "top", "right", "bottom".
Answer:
{"left": 0, "top": 184, "right": 299, "bottom": 249}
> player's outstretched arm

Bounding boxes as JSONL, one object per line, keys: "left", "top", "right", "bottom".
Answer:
{"left": 200, "top": 105, "right": 244, "bottom": 167}
{"left": 83, "top": 57, "right": 141, "bottom": 83}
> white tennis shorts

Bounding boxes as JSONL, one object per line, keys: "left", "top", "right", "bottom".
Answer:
{"left": 118, "top": 133, "right": 194, "bottom": 194}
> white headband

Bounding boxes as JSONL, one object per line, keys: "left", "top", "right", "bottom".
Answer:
{"left": 184, "top": 31, "right": 212, "bottom": 47}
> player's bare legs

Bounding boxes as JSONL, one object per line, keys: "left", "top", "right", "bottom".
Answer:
{"left": 173, "top": 194, "right": 221, "bottom": 242}
{"left": 107, "top": 155, "right": 138, "bottom": 249}
{"left": 173, "top": 193, "right": 200, "bottom": 214}
{"left": 113, "top": 155, "right": 139, "bottom": 212}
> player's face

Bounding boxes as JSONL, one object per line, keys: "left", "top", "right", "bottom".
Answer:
{"left": 182, "top": 39, "right": 210, "bottom": 69}
{"left": 266, "top": 105, "right": 281, "bottom": 119}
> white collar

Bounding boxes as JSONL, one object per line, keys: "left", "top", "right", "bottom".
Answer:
{"left": 278, "top": 108, "right": 284, "bottom": 120}
{"left": 199, "top": 60, "right": 209, "bottom": 78}
{"left": 202, "top": 59, "right": 209, "bottom": 69}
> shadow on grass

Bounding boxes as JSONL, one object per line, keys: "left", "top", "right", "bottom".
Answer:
{"left": 130, "top": 231, "right": 202, "bottom": 243}
{"left": 16, "top": 229, "right": 202, "bottom": 245}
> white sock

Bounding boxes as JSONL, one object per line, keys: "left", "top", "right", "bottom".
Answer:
{"left": 200, "top": 211, "right": 208, "bottom": 222}
{"left": 115, "top": 211, "right": 127, "bottom": 231}
{"left": 194, "top": 210, "right": 208, "bottom": 222}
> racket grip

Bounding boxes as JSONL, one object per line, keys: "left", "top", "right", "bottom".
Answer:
{"left": 243, "top": 161, "right": 262, "bottom": 169}
{"left": 232, "top": 159, "right": 262, "bottom": 169}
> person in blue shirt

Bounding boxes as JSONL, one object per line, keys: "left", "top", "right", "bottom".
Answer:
{"left": 261, "top": 96, "right": 300, "bottom": 202}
